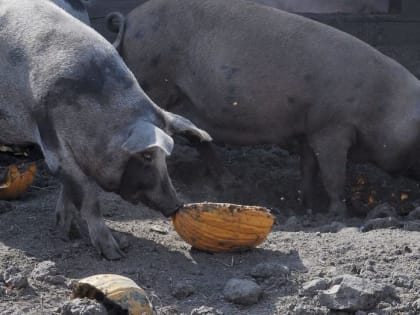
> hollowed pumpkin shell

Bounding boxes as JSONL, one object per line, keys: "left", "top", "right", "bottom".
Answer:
{"left": 0, "top": 163, "right": 37, "bottom": 200}
{"left": 172, "top": 202, "right": 275, "bottom": 252}
{"left": 72, "top": 274, "right": 154, "bottom": 315}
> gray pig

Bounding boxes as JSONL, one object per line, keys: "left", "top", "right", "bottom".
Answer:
{"left": 107, "top": 0, "right": 420, "bottom": 216}
{"left": 0, "top": 0, "right": 211, "bottom": 260}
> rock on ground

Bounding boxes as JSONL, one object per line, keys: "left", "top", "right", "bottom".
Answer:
{"left": 250, "top": 262, "right": 290, "bottom": 284}
{"left": 299, "top": 278, "right": 330, "bottom": 297}
{"left": 3, "top": 266, "right": 28, "bottom": 290}
{"left": 392, "top": 273, "right": 413, "bottom": 289}
{"left": 61, "top": 298, "right": 107, "bottom": 315}
{"left": 31, "top": 260, "right": 66, "bottom": 285}
{"left": 171, "top": 281, "right": 195, "bottom": 299}
{"left": 318, "top": 275, "right": 394, "bottom": 311}
{"left": 223, "top": 278, "right": 262, "bottom": 306}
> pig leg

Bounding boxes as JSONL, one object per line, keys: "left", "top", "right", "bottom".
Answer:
{"left": 308, "top": 127, "right": 353, "bottom": 215}
{"left": 55, "top": 184, "right": 79, "bottom": 240}
{"left": 300, "top": 140, "right": 319, "bottom": 209}
{"left": 55, "top": 169, "right": 124, "bottom": 259}
{"left": 78, "top": 179, "right": 125, "bottom": 260}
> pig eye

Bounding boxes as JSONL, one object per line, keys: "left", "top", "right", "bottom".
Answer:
{"left": 141, "top": 152, "right": 153, "bottom": 162}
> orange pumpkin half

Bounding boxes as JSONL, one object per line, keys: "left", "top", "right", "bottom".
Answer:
{"left": 172, "top": 202, "right": 275, "bottom": 252}
{"left": 0, "top": 163, "right": 37, "bottom": 200}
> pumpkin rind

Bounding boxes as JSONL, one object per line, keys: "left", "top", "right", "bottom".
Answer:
{"left": 172, "top": 202, "right": 275, "bottom": 252}
{"left": 0, "top": 163, "right": 36, "bottom": 200}
{"left": 73, "top": 274, "right": 154, "bottom": 315}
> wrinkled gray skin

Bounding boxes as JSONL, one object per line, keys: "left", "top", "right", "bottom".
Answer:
{"left": 107, "top": 0, "right": 420, "bottom": 216}
{"left": 50, "top": 0, "right": 93, "bottom": 24}
{"left": 254, "top": 0, "right": 389, "bottom": 14}
{"left": 0, "top": 0, "right": 211, "bottom": 260}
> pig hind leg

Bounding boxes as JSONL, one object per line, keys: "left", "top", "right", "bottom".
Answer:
{"left": 300, "top": 139, "right": 319, "bottom": 210}
{"left": 308, "top": 126, "right": 354, "bottom": 216}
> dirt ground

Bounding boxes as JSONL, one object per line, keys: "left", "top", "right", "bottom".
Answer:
{"left": 0, "top": 142, "right": 419, "bottom": 315}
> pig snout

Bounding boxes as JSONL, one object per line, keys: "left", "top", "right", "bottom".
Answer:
{"left": 142, "top": 175, "right": 183, "bottom": 217}
{"left": 119, "top": 159, "right": 183, "bottom": 217}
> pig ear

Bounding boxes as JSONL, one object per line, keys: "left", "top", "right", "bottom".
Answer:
{"left": 164, "top": 111, "right": 212, "bottom": 142}
{"left": 122, "top": 120, "right": 174, "bottom": 156}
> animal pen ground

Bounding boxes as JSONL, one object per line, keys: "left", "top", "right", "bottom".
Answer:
{"left": 0, "top": 0, "right": 420, "bottom": 314}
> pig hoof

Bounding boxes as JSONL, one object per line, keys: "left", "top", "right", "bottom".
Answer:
{"left": 98, "top": 239, "right": 125, "bottom": 260}
{"left": 90, "top": 229, "right": 125, "bottom": 260}
{"left": 56, "top": 212, "right": 80, "bottom": 241}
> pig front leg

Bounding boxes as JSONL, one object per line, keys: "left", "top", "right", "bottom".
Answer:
{"left": 308, "top": 126, "right": 354, "bottom": 216}
{"left": 79, "top": 180, "right": 125, "bottom": 260}
{"left": 55, "top": 171, "right": 124, "bottom": 260}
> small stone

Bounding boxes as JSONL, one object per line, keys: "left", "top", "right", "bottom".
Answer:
{"left": 366, "top": 203, "right": 397, "bottom": 220}
{"left": 190, "top": 306, "right": 224, "bottom": 315}
{"left": 171, "top": 281, "right": 195, "bottom": 299}
{"left": 250, "top": 262, "right": 290, "bottom": 283}
{"left": 61, "top": 298, "right": 107, "bottom": 315}
{"left": 31, "top": 261, "right": 57, "bottom": 281}
{"left": 150, "top": 224, "right": 168, "bottom": 234}
{"left": 3, "top": 267, "right": 28, "bottom": 290}
{"left": 223, "top": 278, "right": 262, "bottom": 306}
{"left": 361, "top": 217, "right": 401, "bottom": 232}
{"left": 318, "top": 275, "right": 394, "bottom": 311}
{"left": 299, "top": 278, "right": 330, "bottom": 296}
{"left": 3, "top": 266, "right": 20, "bottom": 281}
{"left": 392, "top": 273, "right": 413, "bottom": 289}
{"left": 5, "top": 273, "right": 28, "bottom": 290}
{"left": 377, "top": 301, "right": 391, "bottom": 309}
